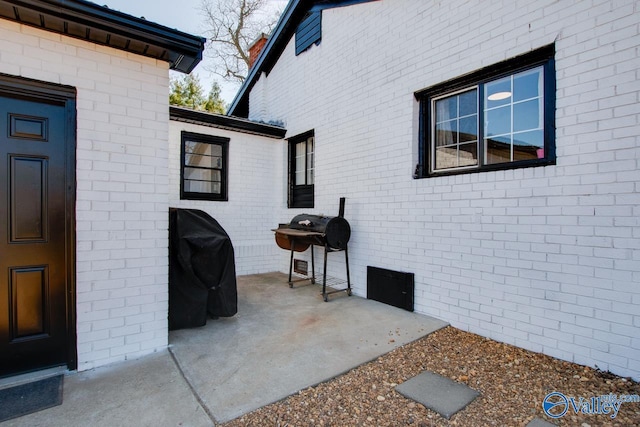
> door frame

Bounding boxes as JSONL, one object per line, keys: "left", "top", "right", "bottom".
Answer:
{"left": 0, "top": 73, "right": 77, "bottom": 372}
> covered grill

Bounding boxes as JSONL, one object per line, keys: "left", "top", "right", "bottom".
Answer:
{"left": 276, "top": 214, "right": 351, "bottom": 250}
{"left": 273, "top": 199, "right": 352, "bottom": 301}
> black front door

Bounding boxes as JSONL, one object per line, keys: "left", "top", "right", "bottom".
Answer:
{"left": 0, "top": 77, "right": 76, "bottom": 377}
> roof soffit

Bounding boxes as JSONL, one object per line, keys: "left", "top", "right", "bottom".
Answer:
{"left": 0, "top": 0, "right": 205, "bottom": 73}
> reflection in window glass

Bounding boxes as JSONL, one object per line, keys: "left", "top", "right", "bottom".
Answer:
{"left": 289, "top": 132, "right": 315, "bottom": 208}
{"left": 485, "top": 106, "right": 511, "bottom": 137}
{"left": 459, "top": 90, "right": 477, "bottom": 116}
{"left": 485, "top": 76, "right": 512, "bottom": 108}
{"left": 436, "top": 96, "right": 457, "bottom": 121}
{"left": 433, "top": 88, "right": 478, "bottom": 170}
{"left": 485, "top": 66, "right": 543, "bottom": 165}
{"left": 459, "top": 116, "right": 477, "bottom": 142}
{"left": 513, "top": 68, "right": 541, "bottom": 102}
{"left": 306, "top": 137, "right": 314, "bottom": 185}
{"left": 185, "top": 154, "right": 222, "bottom": 168}
{"left": 184, "top": 168, "right": 220, "bottom": 182}
{"left": 181, "top": 132, "right": 228, "bottom": 200}
{"left": 295, "top": 141, "right": 306, "bottom": 185}
{"left": 421, "top": 45, "right": 554, "bottom": 176}
{"left": 458, "top": 142, "right": 478, "bottom": 167}
{"left": 185, "top": 180, "right": 222, "bottom": 194}
{"left": 513, "top": 130, "right": 544, "bottom": 161}
{"left": 514, "top": 99, "right": 540, "bottom": 132}
{"left": 436, "top": 120, "right": 456, "bottom": 147}
{"left": 486, "top": 135, "right": 512, "bottom": 164}
{"left": 294, "top": 137, "right": 314, "bottom": 185}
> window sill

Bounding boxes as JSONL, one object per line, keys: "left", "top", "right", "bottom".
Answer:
{"left": 414, "top": 157, "right": 556, "bottom": 179}
{"left": 181, "top": 193, "right": 228, "bottom": 201}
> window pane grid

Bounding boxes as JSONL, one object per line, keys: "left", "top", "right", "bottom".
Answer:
{"left": 307, "top": 137, "right": 314, "bottom": 185}
{"left": 184, "top": 180, "right": 221, "bottom": 194}
{"left": 485, "top": 66, "right": 543, "bottom": 165}
{"left": 289, "top": 132, "right": 315, "bottom": 208}
{"left": 432, "top": 88, "right": 478, "bottom": 171}
{"left": 295, "top": 141, "right": 306, "bottom": 185}
{"left": 185, "top": 154, "right": 222, "bottom": 169}
{"left": 485, "top": 96, "right": 542, "bottom": 111}
{"left": 181, "top": 133, "right": 227, "bottom": 199}
{"left": 420, "top": 46, "right": 554, "bottom": 177}
{"left": 294, "top": 137, "right": 314, "bottom": 185}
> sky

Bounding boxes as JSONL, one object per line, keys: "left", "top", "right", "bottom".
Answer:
{"left": 100, "top": 0, "right": 288, "bottom": 104}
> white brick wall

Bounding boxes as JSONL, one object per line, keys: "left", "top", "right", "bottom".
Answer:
{"left": 247, "top": 0, "right": 640, "bottom": 380}
{"left": 1, "top": 21, "right": 171, "bottom": 371}
{"left": 168, "top": 121, "right": 285, "bottom": 275}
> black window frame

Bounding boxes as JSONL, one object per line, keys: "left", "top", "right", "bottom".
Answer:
{"left": 180, "top": 131, "right": 229, "bottom": 201}
{"left": 288, "top": 130, "right": 315, "bottom": 209}
{"left": 415, "top": 44, "right": 556, "bottom": 178}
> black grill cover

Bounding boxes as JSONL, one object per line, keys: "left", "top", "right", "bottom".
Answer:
{"left": 169, "top": 208, "right": 237, "bottom": 330}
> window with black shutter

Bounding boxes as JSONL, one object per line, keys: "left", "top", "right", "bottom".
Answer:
{"left": 288, "top": 130, "right": 314, "bottom": 208}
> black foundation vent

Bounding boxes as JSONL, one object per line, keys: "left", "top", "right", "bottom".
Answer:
{"left": 367, "top": 266, "right": 414, "bottom": 312}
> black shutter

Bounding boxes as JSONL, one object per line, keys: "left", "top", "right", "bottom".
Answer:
{"left": 295, "top": 11, "right": 322, "bottom": 55}
{"left": 291, "top": 184, "right": 314, "bottom": 208}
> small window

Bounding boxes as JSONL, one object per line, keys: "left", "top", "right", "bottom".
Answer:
{"left": 416, "top": 45, "right": 555, "bottom": 177}
{"left": 180, "top": 131, "right": 228, "bottom": 201}
{"left": 288, "top": 131, "right": 314, "bottom": 208}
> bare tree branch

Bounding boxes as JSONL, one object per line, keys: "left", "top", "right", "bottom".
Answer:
{"left": 199, "top": 0, "right": 280, "bottom": 83}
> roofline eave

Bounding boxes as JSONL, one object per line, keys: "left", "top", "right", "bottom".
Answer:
{"left": 0, "top": 0, "right": 205, "bottom": 73}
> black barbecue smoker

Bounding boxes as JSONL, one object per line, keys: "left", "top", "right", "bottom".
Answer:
{"left": 273, "top": 198, "right": 351, "bottom": 301}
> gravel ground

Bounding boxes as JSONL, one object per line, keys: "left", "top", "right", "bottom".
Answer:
{"left": 222, "top": 326, "right": 640, "bottom": 427}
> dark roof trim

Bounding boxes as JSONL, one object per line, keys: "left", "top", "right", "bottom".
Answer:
{"left": 0, "top": 0, "right": 205, "bottom": 73}
{"left": 309, "top": 0, "right": 378, "bottom": 12}
{"left": 227, "top": 0, "right": 379, "bottom": 117}
{"left": 170, "top": 106, "right": 287, "bottom": 139}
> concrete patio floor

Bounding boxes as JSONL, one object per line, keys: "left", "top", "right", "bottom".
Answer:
{"left": 1, "top": 272, "right": 447, "bottom": 426}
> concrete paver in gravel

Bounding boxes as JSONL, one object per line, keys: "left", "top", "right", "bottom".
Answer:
{"left": 526, "top": 418, "right": 557, "bottom": 427}
{"left": 395, "top": 371, "right": 480, "bottom": 419}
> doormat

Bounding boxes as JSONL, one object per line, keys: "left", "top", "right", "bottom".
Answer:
{"left": 0, "top": 375, "right": 63, "bottom": 422}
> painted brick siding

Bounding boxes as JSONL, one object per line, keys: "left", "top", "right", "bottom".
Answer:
{"left": 0, "top": 20, "right": 171, "bottom": 370}
{"left": 247, "top": 0, "right": 640, "bottom": 379}
{"left": 168, "top": 121, "right": 285, "bottom": 275}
